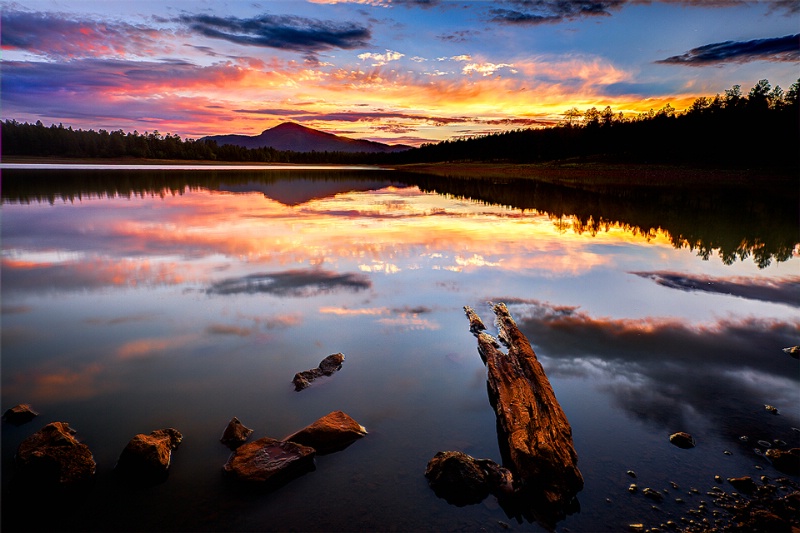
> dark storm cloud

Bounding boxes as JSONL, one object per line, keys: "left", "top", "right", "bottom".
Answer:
{"left": 177, "top": 13, "right": 370, "bottom": 57}
{"left": 657, "top": 34, "right": 800, "bottom": 65}
{"left": 481, "top": 299, "right": 799, "bottom": 434}
{"left": 207, "top": 268, "right": 372, "bottom": 297}
{"left": 488, "top": 1, "right": 624, "bottom": 25}
{"left": 632, "top": 271, "right": 800, "bottom": 308}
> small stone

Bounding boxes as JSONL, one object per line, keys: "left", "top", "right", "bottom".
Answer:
{"left": 714, "top": 475, "right": 723, "bottom": 483}
{"left": 2, "top": 404, "right": 38, "bottom": 425}
{"left": 670, "top": 481, "right": 679, "bottom": 489}
{"left": 627, "top": 470, "right": 637, "bottom": 478}
{"left": 669, "top": 432, "right": 695, "bottom": 449}
{"left": 628, "top": 524, "right": 644, "bottom": 532}
{"left": 727, "top": 476, "right": 758, "bottom": 494}
{"left": 739, "top": 436, "right": 749, "bottom": 442}
{"left": 220, "top": 417, "right": 254, "bottom": 449}
{"left": 723, "top": 450, "right": 733, "bottom": 455}
{"left": 629, "top": 483, "right": 638, "bottom": 493}
{"left": 782, "top": 346, "right": 799, "bottom": 359}
{"left": 764, "top": 404, "right": 779, "bottom": 415}
{"left": 765, "top": 448, "right": 800, "bottom": 475}
{"left": 643, "top": 487, "right": 664, "bottom": 501}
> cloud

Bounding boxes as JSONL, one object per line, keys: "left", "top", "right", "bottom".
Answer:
{"left": 0, "top": 8, "right": 168, "bottom": 59}
{"left": 487, "top": 299, "right": 800, "bottom": 432}
{"left": 462, "top": 62, "right": 515, "bottom": 76}
{"left": 207, "top": 268, "right": 372, "bottom": 296}
{"left": 632, "top": 271, "right": 800, "bottom": 308}
{"left": 308, "top": 0, "right": 441, "bottom": 6}
{"left": 657, "top": 34, "right": 800, "bottom": 65}
{"left": 488, "top": 1, "right": 624, "bottom": 25}
{"left": 177, "top": 13, "right": 370, "bottom": 58}
{"left": 358, "top": 49, "right": 405, "bottom": 66}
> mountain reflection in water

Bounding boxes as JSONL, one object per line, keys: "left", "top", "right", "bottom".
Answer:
{"left": 1, "top": 167, "right": 798, "bottom": 533}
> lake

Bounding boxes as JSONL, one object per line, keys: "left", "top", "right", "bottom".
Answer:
{"left": 2, "top": 166, "right": 798, "bottom": 532}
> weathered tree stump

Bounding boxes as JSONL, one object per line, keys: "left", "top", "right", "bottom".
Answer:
{"left": 464, "top": 304, "right": 583, "bottom": 522}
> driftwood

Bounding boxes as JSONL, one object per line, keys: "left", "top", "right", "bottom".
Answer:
{"left": 464, "top": 303, "right": 583, "bottom": 521}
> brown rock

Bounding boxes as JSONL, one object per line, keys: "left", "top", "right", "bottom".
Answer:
{"left": 116, "top": 428, "right": 183, "bottom": 483}
{"left": 283, "top": 410, "right": 367, "bottom": 454}
{"left": 223, "top": 437, "right": 315, "bottom": 484}
{"left": 3, "top": 404, "right": 39, "bottom": 426}
{"left": 425, "top": 450, "right": 514, "bottom": 506}
{"left": 464, "top": 304, "right": 583, "bottom": 519}
{"left": 669, "top": 432, "right": 696, "bottom": 449}
{"left": 220, "top": 417, "right": 254, "bottom": 449}
{"left": 293, "top": 353, "right": 345, "bottom": 391}
{"left": 727, "top": 476, "right": 758, "bottom": 494}
{"left": 766, "top": 448, "right": 800, "bottom": 476}
{"left": 15, "top": 422, "right": 96, "bottom": 486}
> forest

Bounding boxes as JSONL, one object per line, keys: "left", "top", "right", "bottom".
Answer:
{"left": 2, "top": 78, "right": 798, "bottom": 169}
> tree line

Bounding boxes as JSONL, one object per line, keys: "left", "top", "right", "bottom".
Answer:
{"left": 2, "top": 78, "right": 797, "bottom": 168}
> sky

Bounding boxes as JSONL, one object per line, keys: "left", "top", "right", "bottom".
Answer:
{"left": 2, "top": 1, "right": 798, "bottom": 146}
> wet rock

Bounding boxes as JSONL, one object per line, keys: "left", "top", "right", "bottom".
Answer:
{"left": 292, "top": 353, "right": 345, "bottom": 391}
{"left": 727, "top": 476, "right": 758, "bottom": 494}
{"left": 116, "top": 428, "right": 183, "bottom": 483}
{"left": 669, "top": 432, "right": 696, "bottom": 449}
{"left": 643, "top": 487, "right": 664, "bottom": 502}
{"left": 15, "top": 422, "right": 96, "bottom": 486}
{"left": 463, "top": 304, "right": 583, "bottom": 519}
{"left": 425, "top": 451, "right": 514, "bottom": 506}
{"left": 220, "top": 417, "right": 254, "bottom": 450}
{"left": 223, "top": 437, "right": 315, "bottom": 485}
{"left": 765, "top": 404, "right": 779, "bottom": 415}
{"left": 782, "top": 345, "right": 799, "bottom": 359}
{"left": 627, "top": 470, "right": 637, "bottom": 478}
{"left": 766, "top": 447, "right": 800, "bottom": 476}
{"left": 3, "top": 404, "right": 39, "bottom": 426}
{"left": 629, "top": 483, "right": 638, "bottom": 493}
{"left": 283, "top": 410, "right": 366, "bottom": 454}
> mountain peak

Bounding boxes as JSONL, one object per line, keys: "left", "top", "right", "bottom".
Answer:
{"left": 203, "top": 122, "right": 410, "bottom": 154}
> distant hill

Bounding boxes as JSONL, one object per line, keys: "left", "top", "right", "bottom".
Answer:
{"left": 201, "top": 122, "right": 411, "bottom": 153}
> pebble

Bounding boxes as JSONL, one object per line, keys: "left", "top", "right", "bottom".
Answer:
{"left": 757, "top": 440, "right": 772, "bottom": 448}
{"left": 629, "top": 483, "right": 638, "bottom": 493}
{"left": 627, "top": 470, "right": 637, "bottom": 478}
{"left": 764, "top": 404, "right": 779, "bottom": 414}
{"left": 669, "top": 481, "right": 679, "bottom": 489}
{"left": 723, "top": 450, "right": 733, "bottom": 455}
{"left": 714, "top": 475, "right": 722, "bottom": 483}
{"left": 739, "top": 435, "right": 749, "bottom": 442}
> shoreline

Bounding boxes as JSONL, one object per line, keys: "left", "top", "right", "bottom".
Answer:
{"left": 3, "top": 156, "right": 796, "bottom": 190}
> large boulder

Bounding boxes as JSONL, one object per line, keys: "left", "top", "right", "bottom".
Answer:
{"left": 3, "top": 404, "right": 39, "bottom": 426}
{"left": 115, "top": 428, "right": 183, "bottom": 483}
{"left": 292, "top": 353, "right": 345, "bottom": 391}
{"left": 425, "top": 451, "right": 513, "bottom": 506}
{"left": 283, "top": 411, "right": 367, "bottom": 454}
{"left": 15, "top": 422, "right": 96, "bottom": 486}
{"left": 766, "top": 448, "right": 800, "bottom": 476}
{"left": 223, "top": 437, "right": 315, "bottom": 485}
{"left": 220, "top": 417, "right": 254, "bottom": 450}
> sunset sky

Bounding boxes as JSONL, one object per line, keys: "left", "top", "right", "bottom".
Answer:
{"left": 2, "top": 1, "right": 798, "bottom": 146}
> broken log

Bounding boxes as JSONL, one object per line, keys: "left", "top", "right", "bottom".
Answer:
{"left": 464, "top": 303, "right": 583, "bottom": 521}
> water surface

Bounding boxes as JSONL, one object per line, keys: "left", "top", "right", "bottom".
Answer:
{"left": 2, "top": 167, "right": 798, "bottom": 532}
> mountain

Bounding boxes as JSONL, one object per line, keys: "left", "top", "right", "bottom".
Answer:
{"left": 200, "top": 122, "right": 411, "bottom": 153}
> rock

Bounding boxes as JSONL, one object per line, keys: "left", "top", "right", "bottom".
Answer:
{"left": 727, "top": 476, "right": 758, "bottom": 494}
{"left": 223, "top": 437, "right": 315, "bottom": 485}
{"left": 3, "top": 404, "right": 39, "bottom": 425}
{"left": 15, "top": 422, "right": 96, "bottom": 486}
{"left": 283, "top": 411, "right": 366, "bottom": 454}
{"left": 765, "top": 404, "right": 779, "bottom": 415}
{"left": 292, "top": 353, "right": 345, "bottom": 391}
{"left": 669, "top": 432, "right": 696, "bottom": 449}
{"left": 782, "top": 345, "right": 799, "bottom": 359}
{"left": 424, "top": 451, "right": 514, "bottom": 506}
{"left": 220, "top": 417, "right": 254, "bottom": 449}
{"left": 643, "top": 487, "right": 664, "bottom": 501}
{"left": 766, "top": 448, "right": 800, "bottom": 476}
{"left": 116, "top": 428, "right": 183, "bottom": 483}
{"left": 464, "top": 304, "right": 583, "bottom": 520}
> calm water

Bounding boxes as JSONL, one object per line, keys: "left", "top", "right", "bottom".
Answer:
{"left": 2, "top": 167, "right": 798, "bottom": 532}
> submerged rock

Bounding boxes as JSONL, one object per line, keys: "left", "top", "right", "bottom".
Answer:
{"left": 766, "top": 447, "right": 800, "bottom": 476}
{"left": 15, "top": 422, "right": 96, "bottom": 486}
{"left": 283, "top": 410, "right": 366, "bottom": 454}
{"left": 3, "top": 404, "right": 39, "bottom": 426}
{"left": 116, "top": 428, "right": 183, "bottom": 483}
{"left": 669, "top": 432, "right": 696, "bottom": 449}
{"left": 220, "top": 417, "right": 254, "bottom": 450}
{"left": 223, "top": 437, "right": 315, "bottom": 485}
{"left": 292, "top": 353, "right": 345, "bottom": 391}
{"left": 425, "top": 451, "right": 513, "bottom": 506}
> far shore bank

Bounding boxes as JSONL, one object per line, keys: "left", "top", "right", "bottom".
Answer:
{"left": 3, "top": 155, "right": 796, "bottom": 190}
